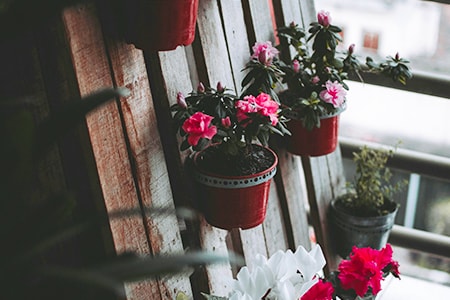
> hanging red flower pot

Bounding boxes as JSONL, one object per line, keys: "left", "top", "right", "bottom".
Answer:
{"left": 124, "top": 0, "right": 199, "bottom": 51}
{"left": 286, "top": 110, "right": 343, "bottom": 157}
{"left": 193, "top": 145, "right": 278, "bottom": 230}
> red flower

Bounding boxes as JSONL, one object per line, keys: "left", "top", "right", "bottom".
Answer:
{"left": 338, "top": 244, "right": 399, "bottom": 297}
{"left": 182, "top": 112, "right": 217, "bottom": 146}
{"left": 301, "top": 280, "right": 334, "bottom": 300}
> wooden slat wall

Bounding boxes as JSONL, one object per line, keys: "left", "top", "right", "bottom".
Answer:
{"left": 1, "top": 0, "right": 347, "bottom": 299}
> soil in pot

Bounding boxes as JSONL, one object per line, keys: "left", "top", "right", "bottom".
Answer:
{"left": 195, "top": 144, "right": 275, "bottom": 176}
{"left": 333, "top": 195, "right": 399, "bottom": 218}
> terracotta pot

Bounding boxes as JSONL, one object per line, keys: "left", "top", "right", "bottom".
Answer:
{"left": 286, "top": 113, "right": 341, "bottom": 156}
{"left": 329, "top": 199, "right": 398, "bottom": 258}
{"left": 124, "top": 0, "right": 199, "bottom": 51}
{"left": 193, "top": 145, "right": 278, "bottom": 230}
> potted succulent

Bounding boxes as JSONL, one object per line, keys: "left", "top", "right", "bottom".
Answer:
{"left": 171, "top": 82, "right": 289, "bottom": 230}
{"left": 242, "top": 10, "right": 412, "bottom": 156}
{"left": 329, "top": 144, "right": 408, "bottom": 258}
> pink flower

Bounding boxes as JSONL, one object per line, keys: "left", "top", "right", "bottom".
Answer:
{"left": 254, "top": 93, "right": 279, "bottom": 125}
{"left": 252, "top": 41, "right": 279, "bottom": 66}
{"left": 311, "top": 76, "right": 320, "bottom": 85}
{"left": 176, "top": 92, "right": 187, "bottom": 109}
{"left": 235, "top": 96, "right": 258, "bottom": 125}
{"left": 235, "top": 93, "right": 279, "bottom": 126}
{"left": 216, "top": 81, "right": 224, "bottom": 92}
{"left": 317, "top": 10, "right": 331, "bottom": 27}
{"left": 301, "top": 280, "right": 334, "bottom": 300}
{"left": 319, "top": 80, "right": 346, "bottom": 108}
{"left": 338, "top": 244, "right": 398, "bottom": 297}
{"left": 197, "top": 82, "right": 205, "bottom": 93}
{"left": 293, "top": 59, "right": 300, "bottom": 73}
{"left": 348, "top": 44, "right": 355, "bottom": 55}
{"left": 182, "top": 112, "right": 217, "bottom": 146}
{"left": 221, "top": 116, "right": 231, "bottom": 128}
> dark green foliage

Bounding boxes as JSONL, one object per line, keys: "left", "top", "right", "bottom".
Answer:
{"left": 340, "top": 145, "right": 408, "bottom": 216}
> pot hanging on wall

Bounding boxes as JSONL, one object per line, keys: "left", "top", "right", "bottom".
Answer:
{"left": 285, "top": 107, "right": 345, "bottom": 157}
{"left": 124, "top": 0, "right": 199, "bottom": 51}
{"left": 329, "top": 199, "right": 399, "bottom": 258}
{"left": 192, "top": 145, "right": 278, "bottom": 230}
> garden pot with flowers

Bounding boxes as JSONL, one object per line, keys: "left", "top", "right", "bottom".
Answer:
{"left": 202, "top": 243, "right": 400, "bottom": 300}
{"left": 171, "top": 82, "right": 289, "bottom": 230}
{"left": 330, "top": 144, "right": 408, "bottom": 258}
{"left": 242, "top": 10, "right": 412, "bottom": 156}
{"left": 123, "top": 0, "right": 199, "bottom": 51}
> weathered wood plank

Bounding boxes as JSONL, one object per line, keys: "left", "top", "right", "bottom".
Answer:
{"left": 298, "top": 0, "right": 317, "bottom": 29}
{"left": 198, "top": 221, "right": 234, "bottom": 296}
{"left": 263, "top": 180, "right": 290, "bottom": 256}
{"left": 245, "top": 0, "right": 276, "bottom": 44}
{"left": 62, "top": 3, "right": 159, "bottom": 298}
{"left": 106, "top": 39, "right": 194, "bottom": 298}
{"left": 273, "top": 144, "right": 311, "bottom": 250}
{"left": 301, "top": 148, "right": 346, "bottom": 272}
{"left": 218, "top": 0, "right": 250, "bottom": 95}
{"left": 195, "top": 0, "right": 234, "bottom": 88}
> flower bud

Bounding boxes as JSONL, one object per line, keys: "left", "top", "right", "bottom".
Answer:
{"left": 216, "top": 81, "right": 224, "bottom": 92}
{"left": 348, "top": 44, "right": 355, "bottom": 55}
{"left": 395, "top": 52, "right": 400, "bottom": 60}
{"left": 258, "top": 48, "right": 272, "bottom": 66}
{"left": 197, "top": 82, "right": 205, "bottom": 93}
{"left": 292, "top": 59, "right": 300, "bottom": 73}
{"left": 221, "top": 116, "right": 231, "bottom": 128}
{"left": 317, "top": 10, "right": 331, "bottom": 27}
{"left": 311, "top": 76, "right": 320, "bottom": 84}
{"left": 176, "top": 92, "right": 187, "bottom": 109}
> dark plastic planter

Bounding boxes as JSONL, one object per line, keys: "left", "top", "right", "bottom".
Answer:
{"left": 329, "top": 199, "right": 398, "bottom": 258}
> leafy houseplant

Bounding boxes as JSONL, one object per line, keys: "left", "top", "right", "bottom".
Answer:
{"left": 242, "top": 10, "right": 412, "bottom": 156}
{"left": 203, "top": 243, "right": 400, "bottom": 300}
{"left": 171, "top": 82, "right": 289, "bottom": 229}
{"left": 330, "top": 145, "right": 408, "bottom": 258}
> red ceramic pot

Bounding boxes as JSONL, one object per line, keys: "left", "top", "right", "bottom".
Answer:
{"left": 125, "top": 0, "right": 199, "bottom": 51}
{"left": 287, "top": 113, "right": 341, "bottom": 157}
{"left": 193, "top": 146, "right": 278, "bottom": 230}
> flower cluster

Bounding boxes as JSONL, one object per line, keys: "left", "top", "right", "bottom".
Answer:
{"left": 242, "top": 10, "right": 412, "bottom": 130}
{"left": 171, "top": 82, "right": 289, "bottom": 157}
{"left": 204, "top": 243, "right": 400, "bottom": 300}
{"left": 225, "top": 244, "right": 326, "bottom": 300}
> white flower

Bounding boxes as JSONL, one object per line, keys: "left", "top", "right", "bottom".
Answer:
{"left": 228, "top": 245, "right": 326, "bottom": 300}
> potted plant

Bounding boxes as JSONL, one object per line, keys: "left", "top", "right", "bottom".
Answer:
{"left": 329, "top": 144, "right": 408, "bottom": 258}
{"left": 241, "top": 10, "right": 412, "bottom": 156}
{"left": 122, "top": 0, "right": 199, "bottom": 51}
{"left": 171, "top": 82, "right": 289, "bottom": 230}
{"left": 202, "top": 243, "right": 400, "bottom": 300}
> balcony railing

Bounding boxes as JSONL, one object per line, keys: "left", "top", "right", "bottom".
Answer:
{"left": 339, "top": 137, "right": 450, "bottom": 258}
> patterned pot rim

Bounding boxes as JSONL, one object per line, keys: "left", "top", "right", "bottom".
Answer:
{"left": 193, "top": 145, "right": 278, "bottom": 189}
{"left": 284, "top": 102, "right": 347, "bottom": 120}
